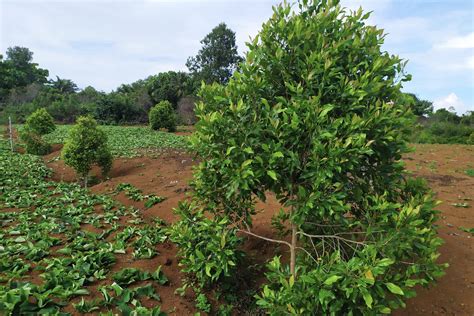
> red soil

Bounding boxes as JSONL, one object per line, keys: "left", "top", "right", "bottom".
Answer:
{"left": 40, "top": 143, "right": 473, "bottom": 315}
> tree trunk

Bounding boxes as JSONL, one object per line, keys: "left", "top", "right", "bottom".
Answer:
{"left": 290, "top": 222, "right": 297, "bottom": 277}
{"left": 84, "top": 175, "right": 88, "bottom": 188}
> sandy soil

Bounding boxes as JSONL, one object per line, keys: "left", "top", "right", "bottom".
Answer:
{"left": 39, "top": 143, "right": 474, "bottom": 315}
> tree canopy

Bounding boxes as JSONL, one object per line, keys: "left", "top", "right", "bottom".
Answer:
{"left": 401, "top": 92, "right": 433, "bottom": 117}
{"left": 0, "top": 47, "right": 49, "bottom": 103}
{"left": 147, "top": 71, "right": 192, "bottom": 107}
{"left": 185, "top": 0, "right": 446, "bottom": 313}
{"left": 186, "top": 23, "right": 243, "bottom": 85}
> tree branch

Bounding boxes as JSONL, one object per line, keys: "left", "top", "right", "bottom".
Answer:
{"left": 297, "top": 231, "right": 367, "bottom": 246}
{"left": 238, "top": 228, "right": 292, "bottom": 249}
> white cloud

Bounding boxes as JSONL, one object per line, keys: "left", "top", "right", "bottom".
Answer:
{"left": 433, "top": 93, "right": 472, "bottom": 114}
{"left": 468, "top": 55, "right": 474, "bottom": 69}
{"left": 436, "top": 32, "right": 474, "bottom": 49}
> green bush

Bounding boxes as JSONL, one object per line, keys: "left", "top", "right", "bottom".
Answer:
{"left": 168, "top": 201, "right": 243, "bottom": 289}
{"left": 25, "top": 108, "right": 55, "bottom": 135}
{"left": 61, "top": 116, "right": 112, "bottom": 187}
{"left": 19, "top": 126, "right": 51, "bottom": 155}
{"left": 187, "top": 0, "right": 446, "bottom": 314}
{"left": 18, "top": 108, "right": 55, "bottom": 155}
{"left": 410, "top": 109, "right": 474, "bottom": 144}
{"left": 149, "top": 101, "right": 177, "bottom": 132}
{"left": 416, "top": 122, "right": 473, "bottom": 144}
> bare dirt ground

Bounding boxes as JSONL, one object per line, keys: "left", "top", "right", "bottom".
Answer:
{"left": 41, "top": 143, "right": 473, "bottom": 315}
{"left": 395, "top": 144, "right": 474, "bottom": 316}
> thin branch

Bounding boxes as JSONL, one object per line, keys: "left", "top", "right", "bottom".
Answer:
{"left": 238, "top": 229, "right": 292, "bottom": 249}
{"left": 304, "top": 222, "right": 344, "bottom": 227}
{"left": 297, "top": 231, "right": 367, "bottom": 246}
{"left": 295, "top": 246, "right": 318, "bottom": 264}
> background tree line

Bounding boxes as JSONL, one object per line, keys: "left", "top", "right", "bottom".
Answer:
{"left": 401, "top": 93, "right": 473, "bottom": 144}
{"left": 0, "top": 23, "right": 472, "bottom": 144}
{"left": 0, "top": 23, "right": 241, "bottom": 126}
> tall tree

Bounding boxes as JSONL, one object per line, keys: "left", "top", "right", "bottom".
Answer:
{"left": 402, "top": 92, "right": 433, "bottom": 116}
{"left": 0, "top": 47, "right": 49, "bottom": 104}
{"left": 186, "top": 23, "right": 243, "bottom": 85}
{"left": 146, "top": 71, "right": 192, "bottom": 107}
{"left": 4, "top": 47, "right": 49, "bottom": 87}
{"left": 184, "top": 0, "right": 445, "bottom": 313}
{"left": 49, "top": 76, "right": 78, "bottom": 94}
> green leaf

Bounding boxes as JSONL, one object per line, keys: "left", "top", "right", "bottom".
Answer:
{"left": 226, "top": 146, "right": 235, "bottom": 155}
{"left": 205, "top": 264, "right": 212, "bottom": 277}
{"left": 319, "top": 105, "right": 334, "bottom": 118}
{"left": 272, "top": 151, "right": 284, "bottom": 158}
{"left": 289, "top": 275, "right": 295, "bottom": 288}
{"left": 242, "top": 159, "right": 253, "bottom": 168}
{"left": 386, "top": 282, "right": 404, "bottom": 295}
{"left": 380, "top": 307, "right": 391, "bottom": 314}
{"left": 362, "top": 291, "right": 373, "bottom": 309}
{"left": 378, "top": 258, "right": 394, "bottom": 267}
{"left": 267, "top": 170, "right": 277, "bottom": 181}
{"left": 324, "top": 275, "right": 341, "bottom": 286}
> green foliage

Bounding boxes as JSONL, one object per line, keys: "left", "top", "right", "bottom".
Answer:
{"left": 44, "top": 124, "right": 188, "bottom": 157}
{"left": 61, "top": 116, "right": 112, "bottom": 184}
{"left": 410, "top": 109, "right": 473, "bottom": 144}
{"left": 459, "top": 227, "right": 474, "bottom": 235}
{"left": 465, "top": 169, "right": 474, "bottom": 177}
{"left": 113, "top": 267, "right": 168, "bottom": 286}
{"left": 0, "top": 134, "right": 169, "bottom": 314}
{"left": 19, "top": 126, "right": 52, "bottom": 155}
{"left": 186, "top": 23, "right": 243, "bottom": 85}
{"left": 400, "top": 93, "right": 433, "bottom": 117}
{"left": 188, "top": 0, "right": 446, "bottom": 313}
{"left": 147, "top": 71, "right": 193, "bottom": 107}
{"left": 95, "top": 92, "right": 145, "bottom": 125}
{"left": 0, "top": 46, "right": 49, "bottom": 104}
{"left": 414, "top": 120, "right": 474, "bottom": 144}
{"left": 149, "top": 100, "right": 177, "bottom": 132}
{"left": 18, "top": 108, "right": 55, "bottom": 155}
{"left": 115, "top": 182, "right": 166, "bottom": 207}
{"left": 48, "top": 76, "right": 78, "bottom": 94}
{"left": 25, "top": 108, "right": 56, "bottom": 135}
{"left": 195, "top": 293, "right": 211, "bottom": 312}
{"left": 169, "top": 201, "right": 243, "bottom": 288}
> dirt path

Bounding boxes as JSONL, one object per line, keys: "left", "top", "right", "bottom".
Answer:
{"left": 42, "top": 143, "right": 474, "bottom": 315}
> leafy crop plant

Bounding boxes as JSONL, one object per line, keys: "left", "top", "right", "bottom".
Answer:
{"left": 177, "top": 0, "right": 447, "bottom": 314}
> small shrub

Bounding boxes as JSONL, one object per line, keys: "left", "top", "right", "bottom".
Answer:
{"left": 61, "top": 116, "right": 112, "bottom": 187}
{"left": 25, "top": 108, "right": 56, "bottom": 135}
{"left": 168, "top": 201, "right": 243, "bottom": 289}
{"left": 19, "top": 109, "right": 55, "bottom": 155}
{"left": 149, "top": 101, "right": 177, "bottom": 132}
{"left": 19, "top": 126, "right": 51, "bottom": 155}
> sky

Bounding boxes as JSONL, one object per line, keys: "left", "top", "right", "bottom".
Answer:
{"left": 0, "top": 0, "right": 473, "bottom": 114}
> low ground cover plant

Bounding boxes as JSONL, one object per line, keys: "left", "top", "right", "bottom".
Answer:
{"left": 44, "top": 124, "right": 188, "bottom": 157}
{"left": 0, "top": 135, "right": 170, "bottom": 314}
{"left": 173, "top": 0, "right": 447, "bottom": 314}
{"left": 115, "top": 182, "right": 166, "bottom": 208}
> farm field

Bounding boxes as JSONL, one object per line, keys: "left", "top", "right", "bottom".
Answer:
{"left": 1, "top": 126, "right": 473, "bottom": 315}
